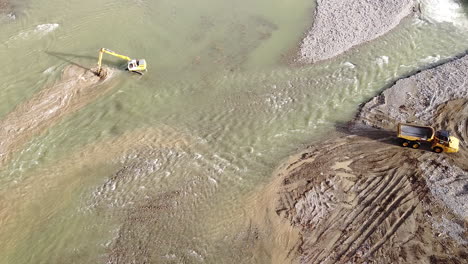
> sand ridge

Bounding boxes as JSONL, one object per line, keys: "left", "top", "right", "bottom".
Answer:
{"left": 0, "top": 65, "right": 115, "bottom": 166}
{"left": 298, "top": 0, "right": 416, "bottom": 64}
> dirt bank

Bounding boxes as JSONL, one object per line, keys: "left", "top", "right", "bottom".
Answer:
{"left": 270, "top": 55, "right": 468, "bottom": 263}
{"left": 298, "top": 0, "right": 416, "bottom": 63}
{"left": 0, "top": 65, "right": 114, "bottom": 166}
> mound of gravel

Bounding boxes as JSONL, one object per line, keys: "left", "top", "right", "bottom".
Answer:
{"left": 357, "top": 55, "right": 468, "bottom": 130}
{"left": 298, "top": 0, "right": 416, "bottom": 63}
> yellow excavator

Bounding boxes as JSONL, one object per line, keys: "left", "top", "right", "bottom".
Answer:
{"left": 96, "top": 48, "right": 147, "bottom": 76}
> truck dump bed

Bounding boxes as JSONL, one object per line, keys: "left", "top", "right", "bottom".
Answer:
{"left": 398, "top": 124, "right": 434, "bottom": 141}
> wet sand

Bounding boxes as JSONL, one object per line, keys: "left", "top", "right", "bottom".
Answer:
{"left": 269, "top": 55, "right": 468, "bottom": 263}
{"left": 106, "top": 167, "right": 302, "bottom": 264}
{"left": 0, "top": 65, "right": 115, "bottom": 166}
{"left": 298, "top": 0, "right": 416, "bottom": 63}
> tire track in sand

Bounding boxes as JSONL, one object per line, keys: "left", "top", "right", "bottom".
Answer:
{"left": 271, "top": 55, "right": 468, "bottom": 263}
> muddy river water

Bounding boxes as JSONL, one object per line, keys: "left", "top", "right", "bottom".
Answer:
{"left": 1, "top": 0, "right": 468, "bottom": 263}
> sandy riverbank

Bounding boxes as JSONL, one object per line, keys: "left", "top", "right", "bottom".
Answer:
{"left": 267, "top": 55, "right": 468, "bottom": 263}
{"left": 298, "top": 0, "right": 416, "bottom": 63}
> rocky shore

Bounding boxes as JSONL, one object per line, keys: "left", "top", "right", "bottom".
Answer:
{"left": 357, "top": 54, "right": 468, "bottom": 130}
{"left": 298, "top": 0, "right": 416, "bottom": 63}
{"left": 271, "top": 55, "right": 468, "bottom": 263}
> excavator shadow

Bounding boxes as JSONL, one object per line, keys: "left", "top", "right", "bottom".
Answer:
{"left": 44, "top": 51, "right": 122, "bottom": 72}
{"left": 125, "top": 69, "right": 144, "bottom": 76}
{"left": 44, "top": 51, "right": 93, "bottom": 71}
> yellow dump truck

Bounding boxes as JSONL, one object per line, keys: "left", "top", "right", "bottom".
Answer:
{"left": 397, "top": 123, "right": 459, "bottom": 153}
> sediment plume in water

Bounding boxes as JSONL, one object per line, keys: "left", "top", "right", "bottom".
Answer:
{"left": 0, "top": 65, "right": 114, "bottom": 166}
{"left": 269, "top": 55, "right": 468, "bottom": 263}
{"left": 298, "top": 0, "right": 416, "bottom": 63}
{"left": 0, "top": 126, "right": 192, "bottom": 261}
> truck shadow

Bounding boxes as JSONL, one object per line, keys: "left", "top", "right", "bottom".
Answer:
{"left": 334, "top": 123, "right": 435, "bottom": 152}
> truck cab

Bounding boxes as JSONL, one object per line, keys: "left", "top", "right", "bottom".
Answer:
{"left": 433, "top": 130, "right": 460, "bottom": 153}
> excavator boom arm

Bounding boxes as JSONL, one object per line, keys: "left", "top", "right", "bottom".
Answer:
{"left": 97, "top": 48, "right": 132, "bottom": 75}
{"left": 100, "top": 48, "right": 132, "bottom": 61}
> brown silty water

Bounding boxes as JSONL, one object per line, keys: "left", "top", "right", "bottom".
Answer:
{"left": 0, "top": 0, "right": 468, "bottom": 263}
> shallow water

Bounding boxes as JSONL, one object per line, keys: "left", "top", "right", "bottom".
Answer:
{"left": 1, "top": 0, "right": 468, "bottom": 263}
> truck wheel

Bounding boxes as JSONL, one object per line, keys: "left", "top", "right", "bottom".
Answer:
{"left": 411, "top": 142, "right": 420, "bottom": 149}
{"left": 433, "top": 147, "right": 443, "bottom": 153}
{"left": 401, "top": 141, "right": 410, "bottom": 147}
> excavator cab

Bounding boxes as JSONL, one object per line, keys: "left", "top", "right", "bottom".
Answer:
{"left": 127, "top": 59, "right": 146, "bottom": 72}
{"left": 433, "top": 130, "right": 460, "bottom": 153}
